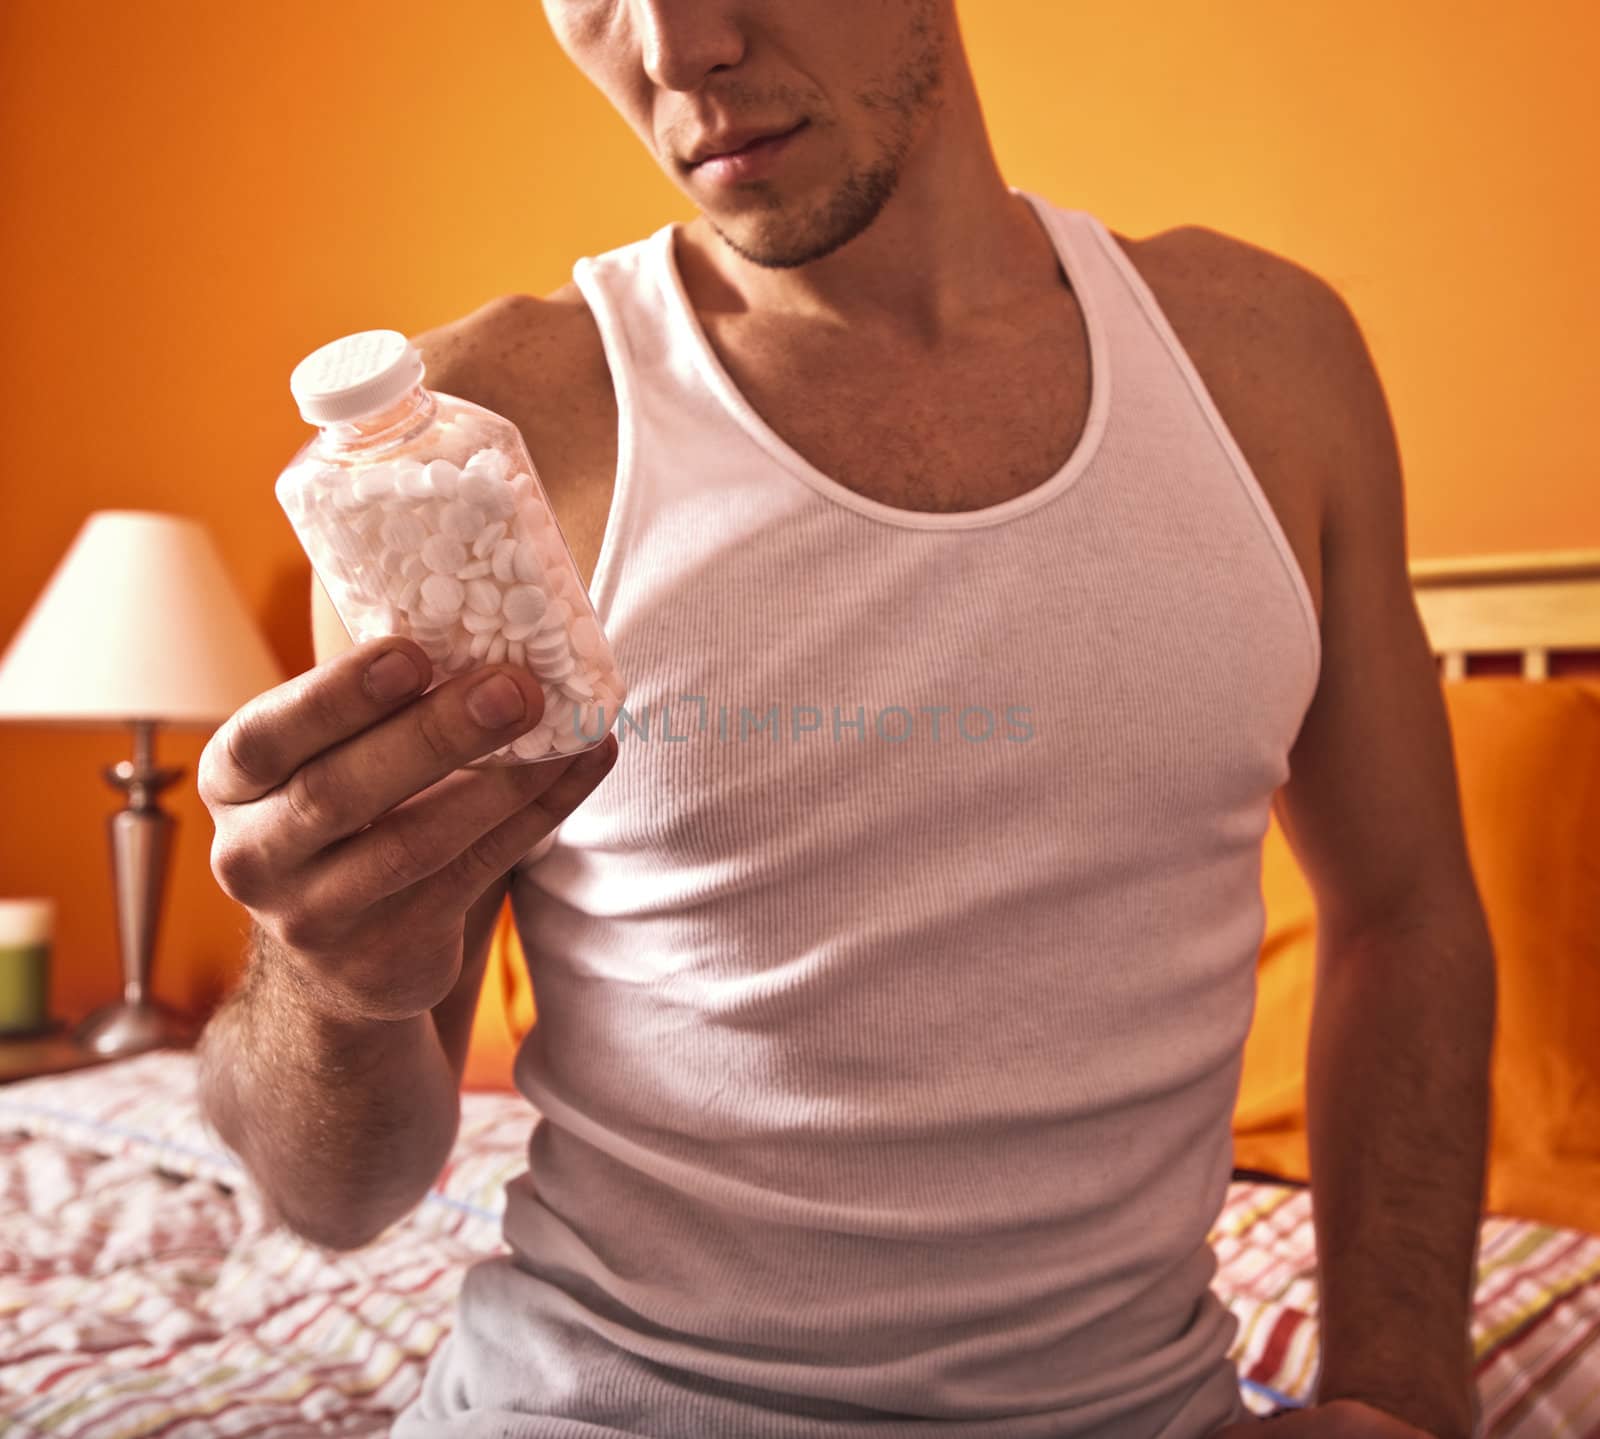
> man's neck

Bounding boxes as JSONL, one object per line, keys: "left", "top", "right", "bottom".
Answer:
{"left": 676, "top": 88, "right": 1065, "bottom": 348}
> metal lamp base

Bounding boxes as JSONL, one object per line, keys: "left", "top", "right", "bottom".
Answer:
{"left": 85, "top": 721, "right": 195, "bottom": 1062}
{"left": 75, "top": 998, "right": 196, "bottom": 1059}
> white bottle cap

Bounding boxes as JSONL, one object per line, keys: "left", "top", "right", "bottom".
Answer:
{"left": 289, "top": 329, "right": 426, "bottom": 425}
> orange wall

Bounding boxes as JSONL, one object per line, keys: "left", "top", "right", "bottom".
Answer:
{"left": 1, "top": 1, "right": 1595, "bottom": 1023}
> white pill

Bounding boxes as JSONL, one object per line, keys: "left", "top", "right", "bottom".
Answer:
{"left": 509, "top": 473, "right": 533, "bottom": 508}
{"left": 381, "top": 512, "right": 428, "bottom": 550}
{"left": 396, "top": 463, "right": 433, "bottom": 498}
{"left": 328, "top": 526, "right": 364, "bottom": 564}
{"left": 492, "top": 537, "right": 518, "bottom": 583}
{"left": 570, "top": 618, "right": 602, "bottom": 659}
{"left": 439, "top": 502, "right": 484, "bottom": 543}
{"left": 401, "top": 553, "right": 427, "bottom": 580}
{"left": 395, "top": 576, "right": 422, "bottom": 613}
{"left": 545, "top": 597, "right": 575, "bottom": 628}
{"left": 503, "top": 585, "right": 548, "bottom": 627}
{"left": 472, "top": 520, "right": 508, "bottom": 559}
{"left": 550, "top": 726, "right": 592, "bottom": 755}
{"left": 350, "top": 505, "right": 386, "bottom": 537}
{"left": 486, "top": 634, "right": 508, "bottom": 665}
{"left": 541, "top": 690, "right": 574, "bottom": 726}
{"left": 501, "top": 620, "right": 540, "bottom": 642}
{"left": 525, "top": 628, "right": 569, "bottom": 658}
{"left": 425, "top": 460, "right": 461, "bottom": 498}
{"left": 354, "top": 467, "right": 398, "bottom": 502}
{"left": 465, "top": 578, "right": 502, "bottom": 616}
{"left": 468, "top": 629, "right": 494, "bottom": 660}
{"left": 417, "top": 633, "right": 452, "bottom": 664}
{"left": 484, "top": 484, "right": 517, "bottom": 521}
{"left": 463, "top": 448, "right": 511, "bottom": 484}
{"left": 461, "top": 609, "right": 500, "bottom": 634}
{"left": 532, "top": 650, "right": 576, "bottom": 683}
{"left": 458, "top": 469, "right": 501, "bottom": 509}
{"left": 506, "top": 639, "right": 525, "bottom": 668}
{"left": 422, "top": 534, "right": 468, "bottom": 573}
{"left": 512, "top": 540, "right": 544, "bottom": 584}
{"left": 446, "top": 633, "right": 475, "bottom": 671}
{"left": 511, "top": 724, "right": 554, "bottom": 760}
{"left": 557, "top": 673, "right": 594, "bottom": 702}
{"left": 332, "top": 483, "right": 362, "bottom": 512}
{"left": 420, "top": 573, "right": 465, "bottom": 617}
{"left": 524, "top": 627, "right": 569, "bottom": 656}
{"left": 457, "top": 558, "right": 491, "bottom": 580}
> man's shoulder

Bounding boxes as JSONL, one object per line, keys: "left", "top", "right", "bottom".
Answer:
{"left": 406, "top": 285, "right": 620, "bottom": 505}
{"left": 1128, "top": 222, "right": 1353, "bottom": 342}
{"left": 1120, "top": 221, "right": 1365, "bottom": 458}
{"left": 409, "top": 284, "right": 607, "bottom": 413}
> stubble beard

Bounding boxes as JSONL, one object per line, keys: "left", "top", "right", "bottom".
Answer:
{"left": 706, "top": 2, "right": 947, "bottom": 271}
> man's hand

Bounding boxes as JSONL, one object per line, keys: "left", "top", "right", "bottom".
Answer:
{"left": 200, "top": 635, "right": 618, "bottom": 1027}
{"left": 1208, "top": 1399, "right": 1437, "bottom": 1436}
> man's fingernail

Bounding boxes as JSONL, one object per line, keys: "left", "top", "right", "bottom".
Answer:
{"left": 365, "top": 650, "right": 424, "bottom": 702}
{"left": 466, "top": 673, "right": 526, "bottom": 729}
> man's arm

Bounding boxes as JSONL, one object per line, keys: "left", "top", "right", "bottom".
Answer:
{"left": 199, "top": 576, "right": 515, "bottom": 1249}
{"left": 198, "top": 319, "right": 525, "bottom": 1249}
{"left": 1269, "top": 275, "right": 1495, "bottom": 1439}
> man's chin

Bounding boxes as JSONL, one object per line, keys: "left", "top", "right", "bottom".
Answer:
{"left": 702, "top": 207, "right": 822, "bottom": 272}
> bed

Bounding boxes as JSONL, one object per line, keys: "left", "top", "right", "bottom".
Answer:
{"left": 3, "top": 548, "right": 1598, "bottom": 1437}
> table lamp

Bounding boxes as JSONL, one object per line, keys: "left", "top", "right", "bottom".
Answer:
{"left": 0, "top": 511, "right": 286, "bottom": 1058}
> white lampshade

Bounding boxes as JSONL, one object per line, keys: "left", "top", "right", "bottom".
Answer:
{"left": 0, "top": 511, "right": 286, "bottom": 728}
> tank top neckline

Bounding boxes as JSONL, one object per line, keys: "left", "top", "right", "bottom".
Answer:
{"left": 650, "top": 187, "right": 1112, "bottom": 532}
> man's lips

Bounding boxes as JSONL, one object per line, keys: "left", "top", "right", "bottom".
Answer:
{"left": 687, "top": 121, "right": 806, "bottom": 167}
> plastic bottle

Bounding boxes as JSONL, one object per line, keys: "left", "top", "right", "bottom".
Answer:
{"left": 277, "top": 328, "right": 625, "bottom": 766}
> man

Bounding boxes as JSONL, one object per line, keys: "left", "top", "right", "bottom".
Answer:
{"left": 197, "top": 3, "right": 1496, "bottom": 1436}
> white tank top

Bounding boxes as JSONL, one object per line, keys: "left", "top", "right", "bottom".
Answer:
{"left": 416, "top": 190, "right": 1321, "bottom": 1438}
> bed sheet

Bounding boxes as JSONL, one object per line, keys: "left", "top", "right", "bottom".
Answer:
{"left": 2, "top": 1053, "right": 1597, "bottom": 1438}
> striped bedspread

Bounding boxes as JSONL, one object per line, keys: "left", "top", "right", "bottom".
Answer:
{"left": 1, "top": 1053, "right": 1596, "bottom": 1437}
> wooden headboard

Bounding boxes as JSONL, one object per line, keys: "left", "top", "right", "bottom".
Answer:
{"left": 1409, "top": 548, "right": 1600, "bottom": 681}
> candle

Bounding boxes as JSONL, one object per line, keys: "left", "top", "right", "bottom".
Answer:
{"left": 0, "top": 898, "right": 54, "bottom": 1035}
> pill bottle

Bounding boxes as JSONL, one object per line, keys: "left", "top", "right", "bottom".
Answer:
{"left": 277, "top": 328, "right": 626, "bottom": 766}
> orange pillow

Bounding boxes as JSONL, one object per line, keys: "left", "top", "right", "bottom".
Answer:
{"left": 461, "top": 900, "right": 537, "bottom": 1091}
{"left": 1235, "top": 678, "right": 1600, "bottom": 1233}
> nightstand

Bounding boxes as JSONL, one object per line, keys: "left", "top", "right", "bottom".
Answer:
{"left": 0, "top": 1025, "right": 168, "bottom": 1084}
